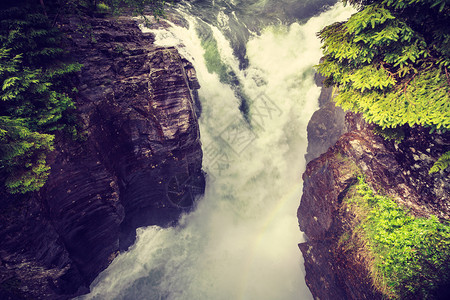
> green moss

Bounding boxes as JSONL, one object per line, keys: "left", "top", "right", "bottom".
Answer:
{"left": 200, "top": 35, "right": 230, "bottom": 83}
{"left": 344, "top": 177, "right": 450, "bottom": 299}
{"left": 96, "top": 2, "right": 111, "bottom": 14}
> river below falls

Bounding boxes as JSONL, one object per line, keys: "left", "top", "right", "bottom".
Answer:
{"left": 79, "top": 1, "right": 354, "bottom": 299}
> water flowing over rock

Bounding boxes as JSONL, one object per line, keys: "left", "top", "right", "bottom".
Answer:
{"left": 298, "top": 79, "right": 450, "bottom": 299}
{"left": 0, "top": 16, "right": 204, "bottom": 299}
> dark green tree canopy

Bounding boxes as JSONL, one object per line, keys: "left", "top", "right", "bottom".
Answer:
{"left": 317, "top": 0, "right": 450, "bottom": 130}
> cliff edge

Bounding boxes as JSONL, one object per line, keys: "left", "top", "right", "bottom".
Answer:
{"left": 0, "top": 16, "right": 204, "bottom": 299}
{"left": 298, "top": 76, "right": 450, "bottom": 299}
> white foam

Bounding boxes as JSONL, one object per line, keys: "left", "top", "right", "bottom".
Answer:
{"left": 80, "top": 3, "right": 354, "bottom": 300}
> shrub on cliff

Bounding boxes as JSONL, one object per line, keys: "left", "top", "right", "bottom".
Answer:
{"left": 317, "top": 0, "right": 450, "bottom": 131}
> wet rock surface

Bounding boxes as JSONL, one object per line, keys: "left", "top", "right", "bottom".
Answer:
{"left": 0, "top": 16, "right": 204, "bottom": 299}
{"left": 305, "top": 73, "right": 347, "bottom": 164}
{"left": 298, "top": 80, "right": 449, "bottom": 299}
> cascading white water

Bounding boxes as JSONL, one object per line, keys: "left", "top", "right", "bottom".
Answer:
{"left": 79, "top": 3, "right": 353, "bottom": 300}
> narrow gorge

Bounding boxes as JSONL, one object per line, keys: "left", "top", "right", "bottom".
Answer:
{"left": 1, "top": 1, "right": 449, "bottom": 299}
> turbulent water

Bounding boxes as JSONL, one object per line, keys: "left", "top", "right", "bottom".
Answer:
{"left": 80, "top": 1, "right": 353, "bottom": 299}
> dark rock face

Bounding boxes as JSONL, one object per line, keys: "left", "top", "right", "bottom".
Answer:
{"left": 299, "top": 119, "right": 385, "bottom": 300}
{"left": 305, "top": 73, "right": 347, "bottom": 164}
{"left": 298, "top": 83, "right": 449, "bottom": 299}
{"left": 0, "top": 16, "right": 204, "bottom": 299}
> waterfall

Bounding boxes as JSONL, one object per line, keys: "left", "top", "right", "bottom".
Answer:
{"left": 79, "top": 2, "right": 353, "bottom": 299}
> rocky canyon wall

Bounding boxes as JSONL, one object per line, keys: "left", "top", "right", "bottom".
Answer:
{"left": 0, "top": 16, "right": 204, "bottom": 299}
{"left": 298, "top": 75, "right": 450, "bottom": 299}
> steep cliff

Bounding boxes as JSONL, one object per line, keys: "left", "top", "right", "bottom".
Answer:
{"left": 298, "top": 78, "right": 450, "bottom": 299}
{"left": 305, "top": 73, "right": 347, "bottom": 164}
{"left": 0, "top": 16, "right": 204, "bottom": 299}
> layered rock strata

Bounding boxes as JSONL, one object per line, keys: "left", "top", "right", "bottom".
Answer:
{"left": 0, "top": 16, "right": 204, "bottom": 299}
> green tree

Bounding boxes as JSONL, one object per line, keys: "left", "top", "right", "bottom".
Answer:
{"left": 317, "top": 0, "right": 450, "bottom": 130}
{"left": 0, "top": 6, "right": 81, "bottom": 193}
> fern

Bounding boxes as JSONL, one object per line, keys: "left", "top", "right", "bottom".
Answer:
{"left": 429, "top": 151, "right": 450, "bottom": 174}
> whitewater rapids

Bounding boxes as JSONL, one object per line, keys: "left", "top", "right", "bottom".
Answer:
{"left": 79, "top": 3, "right": 353, "bottom": 300}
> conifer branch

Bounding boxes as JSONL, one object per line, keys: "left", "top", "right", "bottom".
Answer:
{"left": 445, "top": 67, "right": 450, "bottom": 88}
{"left": 403, "top": 73, "right": 416, "bottom": 94}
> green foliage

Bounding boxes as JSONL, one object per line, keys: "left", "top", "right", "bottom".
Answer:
{"left": 200, "top": 34, "right": 230, "bottom": 83}
{"left": 0, "top": 6, "right": 80, "bottom": 193}
{"left": 317, "top": 0, "right": 450, "bottom": 130}
{"left": 114, "top": 44, "right": 124, "bottom": 54}
{"left": 76, "top": 24, "right": 97, "bottom": 44}
{"left": 373, "top": 124, "right": 405, "bottom": 143}
{"left": 96, "top": 2, "right": 111, "bottom": 13}
{"left": 0, "top": 8, "right": 63, "bottom": 65}
{"left": 0, "top": 117, "right": 54, "bottom": 193}
{"left": 429, "top": 150, "right": 450, "bottom": 174}
{"left": 346, "top": 177, "right": 450, "bottom": 299}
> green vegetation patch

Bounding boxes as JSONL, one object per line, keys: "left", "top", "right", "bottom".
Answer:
{"left": 0, "top": 6, "right": 81, "bottom": 193}
{"left": 344, "top": 177, "right": 450, "bottom": 299}
{"left": 373, "top": 125, "right": 405, "bottom": 143}
{"left": 317, "top": 0, "right": 450, "bottom": 131}
{"left": 200, "top": 32, "right": 230, "bottom": 83}
{"left": 429, "top": 150, "right": 450, "bottom": 174}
